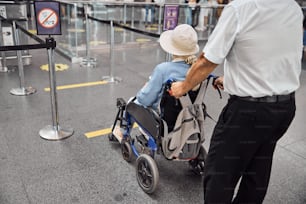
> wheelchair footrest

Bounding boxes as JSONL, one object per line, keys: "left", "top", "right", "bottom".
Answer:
{"left": 112, "top": 125, "right": 124, "bottom": 143}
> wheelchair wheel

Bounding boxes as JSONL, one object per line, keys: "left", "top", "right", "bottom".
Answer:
{"left": 136, "top": 154, "right": 159, "bottom": 194}
{"left": 189, "top": 145, "right": 207, "bottom": 176}
{"left": 121, "top": 141, "right": 133, "bottom": 162}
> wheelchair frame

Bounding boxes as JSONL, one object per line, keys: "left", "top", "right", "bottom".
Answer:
{"left": 109, "top": 97, "right": 207, "bottom": 194}
{"left": 108, "top": 75, "right": 220, "bottom": 194}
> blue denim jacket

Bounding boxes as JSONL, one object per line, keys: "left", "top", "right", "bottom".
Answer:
{"left": 135, "top": 60, "right": 190, "bottom": 110}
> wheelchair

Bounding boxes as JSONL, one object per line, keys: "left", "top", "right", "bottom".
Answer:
{"left": 108, "top": 76, "right": 220, "bottom": 194}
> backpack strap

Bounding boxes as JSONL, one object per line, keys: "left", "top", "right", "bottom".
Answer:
{"left": 194, "top": 78, "right": 211, "bottom": 105}
{"left": 178, "top": 94, "right": 193, "bottom": 109}
{"left": 178, "top": 79, "right": 209, "bottom": 108}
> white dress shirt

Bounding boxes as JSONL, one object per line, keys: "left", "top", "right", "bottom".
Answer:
{"left": 203, "top": 0, "right": 303, "bottom": 97}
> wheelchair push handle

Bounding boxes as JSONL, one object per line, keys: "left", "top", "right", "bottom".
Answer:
{"left": 166, "top": 74, "right": 222, "bottom": 99}
{"left": 165, "top": 79, "right": 186, "bottom": 99}
{"left": 165, "top": 79, "right": 179, "bottom": 106}
{"left": 208, "top": 74, "right": 223, "bottom": 99}
{"left": 165, "top": 78, "right": 176, "bottom": 94}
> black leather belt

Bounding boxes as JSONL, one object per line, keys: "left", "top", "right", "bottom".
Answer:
{"left": 230, "top": 92, "right": 295, "bottom": 103}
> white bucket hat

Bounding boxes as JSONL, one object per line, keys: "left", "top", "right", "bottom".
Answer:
{"left": 159, "top": 24, "right": 199, "bottom": 56}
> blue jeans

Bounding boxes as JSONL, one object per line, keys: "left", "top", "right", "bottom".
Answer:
{"left": 185, "top": 6, "right": 200, "bottom": 27}
{"left": 145, "top": 5, "right": 155, "bottom": 24}
{"left": 185, "top": 7, "right": 192, "bottom": 25}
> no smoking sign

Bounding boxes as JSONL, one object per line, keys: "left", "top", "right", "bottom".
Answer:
{"left": 38, "top": 8, "right": 58, "bottom": 29}
{"left": 34, "top": 1, "right": 61, "bottom": 35}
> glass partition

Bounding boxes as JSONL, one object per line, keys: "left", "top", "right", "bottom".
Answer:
{"left": 26, "top": 0, "right": 220, "bottom": 63}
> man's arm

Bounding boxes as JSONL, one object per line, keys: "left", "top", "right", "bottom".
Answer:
{"left": 171, "top": 52, "right": 218, "bottom": 98}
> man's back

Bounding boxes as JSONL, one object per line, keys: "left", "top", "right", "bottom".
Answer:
{"left": 169, "top": 2, "right": 302, "bottom": 202}
{"left": 204, "top": 0, "right": 303, "bottom": 97}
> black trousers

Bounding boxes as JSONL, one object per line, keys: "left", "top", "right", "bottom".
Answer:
{"left": 203, "top": 95, "right": 296, "bottom": 204}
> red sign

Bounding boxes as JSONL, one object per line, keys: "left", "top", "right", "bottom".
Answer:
{"left": 38, "top": 8, "right": 59, "bottom": 29}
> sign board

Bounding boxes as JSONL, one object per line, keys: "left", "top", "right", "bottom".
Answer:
{"left": 0, "top": 6, "right": 7, "bottom": 18}
{"left": 34, "top": 1, "right": 61, "bottom": 35}
{"left": 163, "top": 5, "right": 179, "bottom": 31}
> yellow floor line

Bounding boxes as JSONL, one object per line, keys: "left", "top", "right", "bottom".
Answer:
{"left": 44, "top": 81, "right": 108, "bottom": 91}
{"left": 85, "top": 123, "right": 138, "bottom": 138}
{"left": 85, "top": 128, "right": 112, "bottom": 138}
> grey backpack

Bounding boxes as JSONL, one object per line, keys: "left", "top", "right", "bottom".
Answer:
{"left": 162, "top": 82, "right": 206, "bottom": 160}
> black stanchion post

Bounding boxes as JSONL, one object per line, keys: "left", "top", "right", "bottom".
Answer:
{"left": 101, "top": 20, "right": 122, "bottom": 83}
{"left": 39, "top": 37, "right": 74, "bottom": 140}
{"left": 10, "top": 20, "right": 36, "bottom": 96}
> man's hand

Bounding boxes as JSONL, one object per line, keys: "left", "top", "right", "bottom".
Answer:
{"left": 213, "top": 76, "right": 224, "bottom": 90}
{"left": 169, "top": 52, "right": 218, "bottom": 98}
{"left": 170, "top": 81, "right": 188, "bottom": 98}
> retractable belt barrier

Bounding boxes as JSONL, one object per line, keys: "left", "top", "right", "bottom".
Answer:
{"left": 0, "top": 16, "right": 74, "bottom": 141}
{"left": 88, "top": 16, "right": 160, "bottom": 83}
{"left": 0, "top": 18, "right": 41, "bottom": 96}
{"left": 89, "top": 16, "right": 160, "bottom": 38}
